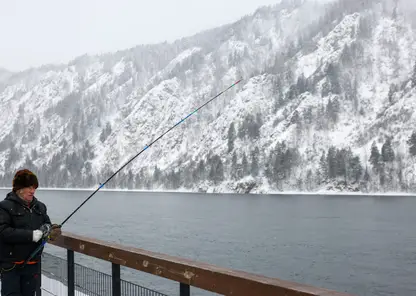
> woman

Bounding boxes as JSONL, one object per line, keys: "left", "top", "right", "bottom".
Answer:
{"left": 0, "top": 169, "right": 61, "bottom": 296}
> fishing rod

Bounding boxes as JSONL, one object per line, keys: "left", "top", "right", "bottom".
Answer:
{"left": 23, "top": 78, "right": 243, "bottom": 265}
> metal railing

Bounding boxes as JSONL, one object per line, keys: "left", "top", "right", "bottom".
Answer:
{"left": 42, "top": 231, "right": 355, "bottom": 296}
{"left": 39, "top": 252, "right": 167, "bottom": 296}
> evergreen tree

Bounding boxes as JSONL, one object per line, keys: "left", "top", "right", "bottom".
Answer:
{"left": 264, "top": 152, "right": 274, "bottom": 181}
{"left": 319, "top": 151, "right": 328, "bottom": 181}
{"left": 349, "top": 156, "right": 363, "bottom": 183}
{"left": 388, "top": 84, "right": 397, "bottom": 104}
{"left": 153, "top": 165, "right": 161, "bottom": 184}
{"left": 303, "top": 107, "right": 313, "bottom": 125}
{"left": 135, "top": 168, "right": 146, "bottom": 189}
{"left": 340, "top": 45, "right": 353, "bottom": 66}
{"left": 231, "top": 152, "right": 238, "bottom": 180}
{"left": 326, "top": 98, "right": 340, "bottom": 124}
{"left": 381, "top": 138, "right": 395, "bottom": 162}
{"left": 72, "top": 123, "right": 79, "bottom": 145}
{"left": 247, "top": 116, "right": 261, "bottom": 139}
{"left": 336, "top": 148, "right": 347, "bottom": 178}
{"left": 237, "top": 121, "right": 246, "bottom": 139}
{"left": 363, "top": 166, "right": 370, "bottom": 183}
{"left": 352, "top": 79, "right": 359, "bottom": 112}
{"left": 183, "top": 161, "right": 195, "bottom": 188}
{"left": 82, "top": 140, "right": 94, "bottom": 160}
{"left": 358, "top": 15, "right": 373, "bottom": 39}
{"left": 5, "top": 144, "right": 19, "bottom": 169}
{"left": 100, "top": 122, "right": 112, "bottom": 143}
{"left": 273, "top": 142, "right": 285, "bottom": 182}
{"left": 283, "top": 147, "right": 300, "bottom": 179}
{"left": 296, "top": 74, "right": 307, "bottom": 94}
{"left": 256, "top": 113, "right": 263, "bottom": 128}
{"left": 99, "top": 129, "right": 106, "bottom": 143}
{"left": 242, "top": 152, "right": 248, "bottom": 176}
{"left": 369, "top": 141, "right": 381, "bottom": 171}
{"left": 392, "top": 3, "right": 398, "bottom": 20}
{"left": 326, "top": 63, "right": 341, "bottom": 94}
{"left": 196, "top": 160, "right": 205, "bottom": 181}
{"left": 327, "top": 147, "right": 337, "bottom": 179}
{"left": 227, "top": 122, "right": 236, "bottom": 153}
{"left": 321, "top": 80, "right": 331, "bottom": 98}
{"left": 407, "top": 132, "right": 416, "bottom": 156}
{"left": 272, "top": 77, "right": 284, "bottom": 112}
{"left": 31, "top": 149, "right": 38, "bottom": 160}
{"left": 23, "top": 156, "right": 34, "bottom": 170}
{"left": 306, "top": 169, "right": 313, "bottom": 190}
{"left": 379, "top": 165, "right": 386, "bottom": 187}
{"left": 85, "top": 173, "right": 94, "bottom": 188}
{"left": 250, "top": 147, "right": 260, "bottom": 177}
{"left": 291, "top": 110, "right": 300, "bottom": 125}
{"left": 285, "top": 85, "right": 298, "bottom": 101}
{"left": 398, "top": 168, "right": 403, "bottom": 188}
{"left": 208, "top": 155, "right": 224, "bottom": 184}
{"left": 316, "top": 105, "right": 326, "bottom": 130}
{"left": 40, "top": 135, "right": 49, "bottom": 147}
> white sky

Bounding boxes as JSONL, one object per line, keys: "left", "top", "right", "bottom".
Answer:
{"left": 0, "top": 0, "right": 282, "bottom": 71}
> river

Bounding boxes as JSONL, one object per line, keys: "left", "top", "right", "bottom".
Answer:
{"left": 1, "top": 189, "right": 414, "bottom": 295}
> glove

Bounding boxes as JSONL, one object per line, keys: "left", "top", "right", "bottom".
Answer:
{"left": 49, "top": 224, "right": 62, "bottom": 241}
{"left": 32, "top": 230, "right": 43, "bottom": 242}
{"left": 40, "top": 223, "right": 51, "bottom": 238}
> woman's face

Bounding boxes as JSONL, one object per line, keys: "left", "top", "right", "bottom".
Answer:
{"left": 19, "top": 186, "right": 36, "bottom": 203}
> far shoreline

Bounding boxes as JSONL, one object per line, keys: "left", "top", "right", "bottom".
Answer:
{"left": 0, "top": 187, "right": 414, "bottom": 197}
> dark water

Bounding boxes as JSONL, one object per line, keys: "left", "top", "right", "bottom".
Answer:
{"left": 1, "top": 189, "right": 415, "bottom": 296}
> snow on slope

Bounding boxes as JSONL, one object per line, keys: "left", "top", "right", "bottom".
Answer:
{"left": 296, "top": 13, "right": 360, "bottom": 78}
{"left": 0, "top": 0, "right": 416, "bottom": 194}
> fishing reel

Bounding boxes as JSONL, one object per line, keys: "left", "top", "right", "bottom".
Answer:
{"left": 39, "top": 223, "right": 52, "bottom": 240}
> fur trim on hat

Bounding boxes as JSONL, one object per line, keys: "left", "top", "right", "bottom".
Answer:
{"left": 12, "top": 169, "right": 39, "bottom": 192}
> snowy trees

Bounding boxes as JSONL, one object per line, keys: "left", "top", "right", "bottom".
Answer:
{"left": 365, "top": 138, "right": 405, "bottom": 191}
{"left": 1, "top": 0, "right": 415, "bottom": 195}
{"left": 262, "top": 142, "right": 301, "bottom": 188}
{"left": 237, "top": 114, "right": 262, "bottom": 140}
{"left": 1, "top": 131, "right": 410, "bottom": 192}
{"left": 230, "top": 149, "right": 258, "bottom": 180}
{"left": 321, "top": 64, "right": 342, "bottom": 98}
{"left": 317, "top": 146, "right": 363, "bottom": 185}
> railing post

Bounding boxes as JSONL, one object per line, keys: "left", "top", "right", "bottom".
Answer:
{"left": 67, "top": 249, "right": 75, "bottom": 296}
{"left": 180, "top": 283, "right": 190, "bottom": 296}
{"left": 36, "top": 259, "right": 41, "bottom": 296}
{"left": 112, "top": 263, "right": 121, "bottom": 296}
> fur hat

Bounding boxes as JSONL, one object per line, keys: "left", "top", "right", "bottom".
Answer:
{"left": 12, "top": 169, "right": 39, "bottom": 192}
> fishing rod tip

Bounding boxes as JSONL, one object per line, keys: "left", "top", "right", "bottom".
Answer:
{"left": 233, "top": 79, "right": 243, "bottom": 85}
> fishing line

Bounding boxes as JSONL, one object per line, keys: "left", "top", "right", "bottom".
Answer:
{"left": 23, "top": 79, "right": 243, "bottom": 265}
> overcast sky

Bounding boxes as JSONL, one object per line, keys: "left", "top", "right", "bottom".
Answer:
{"left": 0, "top": 0, "right": 283, "bottom": 71}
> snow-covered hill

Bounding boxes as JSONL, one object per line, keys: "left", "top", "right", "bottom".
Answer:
{"left": 1, "top": 0, "right": 416, "bottom": 194}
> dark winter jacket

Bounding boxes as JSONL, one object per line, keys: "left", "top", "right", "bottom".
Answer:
{"left": 0, "top": 191, "right": 51, "bottom": 265}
